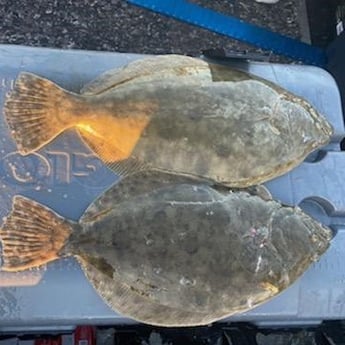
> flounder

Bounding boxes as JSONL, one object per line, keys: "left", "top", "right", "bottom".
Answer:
{"left": 0, "top": 172, "right": 332, "bottom": 326}
{"left": 4, "top": 55, "right": 333, "bottom": 187}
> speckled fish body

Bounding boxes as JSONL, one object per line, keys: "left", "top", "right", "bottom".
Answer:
{"left": 0, "top": 172, "right": 332, "bottom": 326}
{"left": 5, "top": 55, "right": 333, "bottom": 187}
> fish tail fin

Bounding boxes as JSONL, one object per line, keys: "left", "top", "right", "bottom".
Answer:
{"left": 5, "top": 72, "right": 78, "bottom": 155}
{"left": 0, "top": 196, "right": 73, "bottom": 272}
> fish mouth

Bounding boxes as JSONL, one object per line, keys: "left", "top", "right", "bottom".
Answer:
{"left": 278, "top": 92, "right": 334, "bottom": 148}
{"left": 296, "top": 96, "right": 334, "bottom": 144}
{"left": 299, "top": 211, "right": 333, "bottom": 255}
{"left": 314, "top": 114, "right": 334, "bottom": 144}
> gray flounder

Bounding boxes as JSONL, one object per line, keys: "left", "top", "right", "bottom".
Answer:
{"left": 4, "top": 55, "right": 333, "bottom": 187}
{"left": 0, "top": 172, "right": 332, "bottom": 326}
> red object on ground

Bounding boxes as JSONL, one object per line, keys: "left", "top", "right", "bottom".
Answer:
{"left": 35, "top": 337, "right": 61, "bottom": 345}
{"left": 74, "top": 326, "right": 96, "bottom": 345}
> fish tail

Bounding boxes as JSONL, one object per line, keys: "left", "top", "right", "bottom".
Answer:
{"left": 5, "top": 72, "right": 79, "bottom": 155}
{"left": 0, "top": 195, "right": 73, "bottom": 272}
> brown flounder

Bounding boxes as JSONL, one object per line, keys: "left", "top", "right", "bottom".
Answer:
{"left": 0, "top": 172, "right": 332, "bottom": 326}
{"left": 4, "top": 55, "right": 333, "bottom": 187}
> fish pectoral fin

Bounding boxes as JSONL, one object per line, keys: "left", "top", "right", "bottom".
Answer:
{"left": 0, "top": 195, "right": 72, "bottom": 272}
{"left": 77, "top": 128, "right": 149, "bottom": 178}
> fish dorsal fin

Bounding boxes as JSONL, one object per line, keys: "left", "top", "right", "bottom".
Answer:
{"left": 80, "top": 168, "right": 271, "bottom": 225}
{"left": 207, "top": 63, "right": 252, "bottom": 82}
{"left": 80, "top": 55, "right": 208, "bottom": 95}
{"left": 80, "top": 170, "right": 223, "bottom": 224}
{"left": 234, "top": 185, "right": 273, "bottom": 201}
{"left": 206, "top": 62, "right": 289, "bottom": 94}
{"left": 251, "top": 185, "right": 272, "bottom": 201}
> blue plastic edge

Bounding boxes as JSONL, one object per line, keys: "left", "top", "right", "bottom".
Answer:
{"left": 127, "top": 0, "right": 327, "bottom": 67}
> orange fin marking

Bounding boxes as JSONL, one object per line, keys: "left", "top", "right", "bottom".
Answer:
{"left": 0, "top": 196, "right": 72, "bottom": 272}
{"left": 4, "top": 72, "right": 79, "bottom": 155}
{"left": 76, "top": 101, "right": 155, "bottom": 163}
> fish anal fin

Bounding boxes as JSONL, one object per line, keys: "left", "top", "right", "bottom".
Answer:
{"left": 76, "top": 256, "right": 227, "bottom": 327}
{"left": 77, "top": 127, "right": 127, "bottom": 162}
{"left": 106, "top": 158, "right": 149, "bottom": 178}
{"left": 76, "top": 103, "right": 152, "bottom": 160}
{"left": 76, "top": 113, "right": 151, "bottom": 177}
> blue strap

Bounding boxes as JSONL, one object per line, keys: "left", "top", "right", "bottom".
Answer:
{"left": 127, "top": 0, "right": 327, "bottom": 67}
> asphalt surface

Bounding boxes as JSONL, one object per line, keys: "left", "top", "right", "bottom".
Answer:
{"left": 0, "top": 0, "right": 300, "bottom": 59}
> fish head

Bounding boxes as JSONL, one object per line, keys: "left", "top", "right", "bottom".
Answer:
{"left": 299, "top": 99, "right": 334, "bottom": 147}
{"left": 265, "top": 206, "right": 333, "bottom": 292}
{"left": 298, "top": 209, "right": 333, "bottom": 257}
{"left": 276, "top": 94, "right": 334, "bottom": 149}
